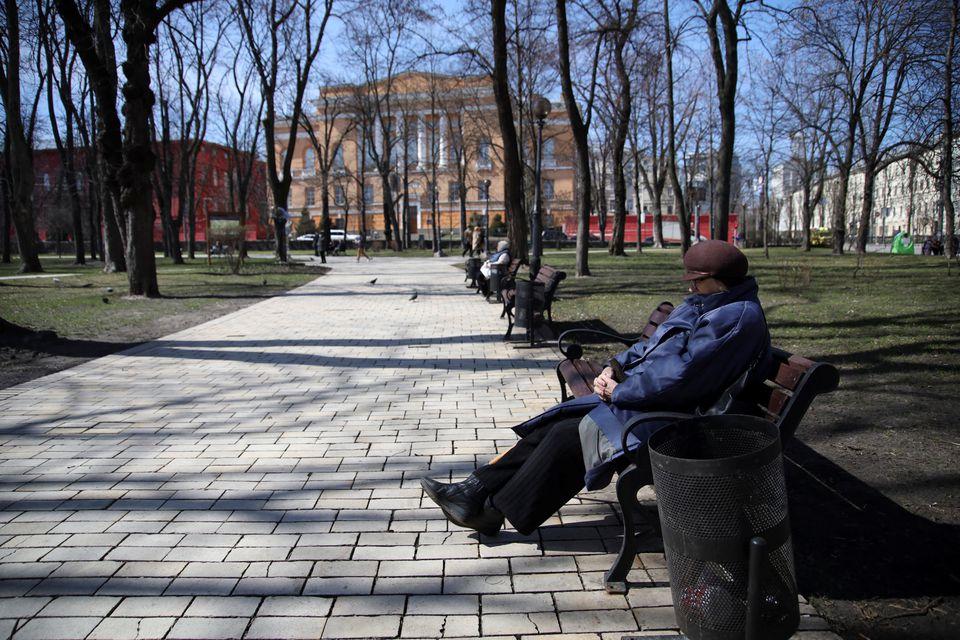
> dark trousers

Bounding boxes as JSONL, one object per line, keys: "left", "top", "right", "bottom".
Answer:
{"left": 474, "top": 417, "right": 586, "bottom": 535}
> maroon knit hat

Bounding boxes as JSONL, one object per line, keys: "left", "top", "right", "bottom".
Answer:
{"left": 681, "top": 240, "right": 749, "bottom": 282}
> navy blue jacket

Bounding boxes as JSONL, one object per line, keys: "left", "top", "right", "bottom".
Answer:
{"left": 513, "top": 276, "right": 771, "bottom": 489}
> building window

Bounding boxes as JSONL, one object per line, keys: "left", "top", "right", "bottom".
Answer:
{"left": 363, "top": 183, "right": 374, "bottom": 204}
{"left": 543, "top": 179, "right": 555, "bottom": 201}
{"left": 333, "top": 145, "right": 345, "bottom": 170}
{"left": 478, "top": 180, "right": 490, "bottom": 200}
{"left": 477, "top": 139, "right": 491, "bottom": 169}
{"left": 41, "top": 173, "right": 51, "bottom": 189}
{"left": 334, "top": 185, "right": 346, "bottom": 206}
{"left": 542, "top": 138, "right": 555, "bottom": 167}
{"left": 305, "top": 187, "right": 316, "bottom": 207}
{"left": 303, "top": 148, "right": 316, "bottom": 176}
{"left": 448, "top": 181, "right": 460, "bottom": 202}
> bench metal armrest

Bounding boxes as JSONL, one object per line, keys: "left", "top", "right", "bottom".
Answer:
{"left": 557, "top": 328, "right": 640, "bottom": 360}
{"left": 620, "top": 412, "right": 695, "bottom": 464}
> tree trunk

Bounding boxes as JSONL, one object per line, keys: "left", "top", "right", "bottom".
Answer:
{"left": 1, "top": 0, "right": 43, "bottom": 273}
{"left": 944, "top": 0, "right": 957, "bottom": 259}
{"left": 120, "top": 3, "right": 161, "bottom": 296}
{"left": 555, "top": 0, "right": 591, "bottom": 276}
{"left": 856, "top": 164, "right": 876, "bottom": 254}
{"left": 1, "top": 141, "right": 11, "bottom": 264}
{"left": 801, "top": 183, "right": 813, "bottom": 251}
{"left": 491, "top": 0, "right": 527, "bottom": 262}
{"left": 664, "top": 0, "right": 691, "bottom": 255}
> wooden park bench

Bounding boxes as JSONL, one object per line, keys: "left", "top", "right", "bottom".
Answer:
{"left": 502, "top": 265, "right": 567, "bottom": 340}
{"left": 555, "top": 303, "right": 840, "bottom": 593}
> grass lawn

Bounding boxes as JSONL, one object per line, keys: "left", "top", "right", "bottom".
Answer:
{"left": 540, "top": 247, "right": 960, "bottom": 638}
{"left": 0, "top": 256, "right": 327, "bottom": 388}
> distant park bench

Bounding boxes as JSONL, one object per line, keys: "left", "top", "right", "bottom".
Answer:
{"left": 502, "top": 264, "right": 566, "bottom": 340}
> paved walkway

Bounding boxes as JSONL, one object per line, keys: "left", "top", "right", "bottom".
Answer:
{"left": 0, "top": 257, "right": 838, "bottom": 639}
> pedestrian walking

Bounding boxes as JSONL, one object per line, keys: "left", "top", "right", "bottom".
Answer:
{"left": 471, "top": 226, "right": 484, "bottom": 257}
{"left": 356, "top": 234, "right": 372, "bottom": 262}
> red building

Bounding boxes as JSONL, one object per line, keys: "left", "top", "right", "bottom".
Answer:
{"left": 562, "top": 212, "right": 739, "bottom": 244}
{"left": 29, "top": 141, "right": 269, "bottom": 245}
{"left": 152, "top": 141, "right": 269, "bottom": 243}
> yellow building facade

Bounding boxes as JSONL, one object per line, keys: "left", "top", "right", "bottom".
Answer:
{"left": 275, "top": 72, "right": 576, "bottom": 241}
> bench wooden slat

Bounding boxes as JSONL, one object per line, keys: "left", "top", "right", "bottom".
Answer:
{"left": 773, "top": 362, "right": 806, "bottom": 390}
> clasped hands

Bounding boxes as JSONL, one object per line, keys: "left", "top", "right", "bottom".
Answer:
{"left": 593, "top": 366, "right": 618, "bottom": 402}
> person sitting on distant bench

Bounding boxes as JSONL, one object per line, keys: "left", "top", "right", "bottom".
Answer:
{"left": 476, "top": 240, "right": 510, "bottom": 298}
{"left": 421, "top": 240, "right": 772, "bottom": 537}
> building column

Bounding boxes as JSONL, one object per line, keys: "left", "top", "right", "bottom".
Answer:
{"left": 417, "top": 117, "right": 427, "bottom": 169}
{"left": 438, "top": 114, "right": 447, "bottom": 168}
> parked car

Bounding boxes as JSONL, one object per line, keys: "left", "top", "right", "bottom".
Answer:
{"left": 328, "top": 229, "right": 360, "bottom": 243}
{"left": 295, "top": 233, "right": 317, "bottom": 242}
{"left": 541, "top": 229, "right": 569, "bottom": 243}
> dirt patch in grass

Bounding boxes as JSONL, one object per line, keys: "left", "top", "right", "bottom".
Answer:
{"left": 541, "top": 247, "right": 960, "bottom": 639}
{"left": 0, "top": 257, "right": 327, "bottom": 390}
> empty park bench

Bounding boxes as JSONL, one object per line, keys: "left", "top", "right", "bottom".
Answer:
{"left": 502, "top": 264, "right": 567, "bottom": 340}
{"left": 555, "top": 303, "right": 840, "bottom": 593}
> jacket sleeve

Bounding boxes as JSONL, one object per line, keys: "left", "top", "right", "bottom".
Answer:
{"left": 609, "top": 302, "right": 767, "bottom": 410}
{"left": 611, "top": 340, "right": 648, "bottom": 369}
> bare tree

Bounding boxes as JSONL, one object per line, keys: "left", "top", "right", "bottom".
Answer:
{"left": 38, "top": 0, "right": 86, "bottom": 264}
{"left": 555, "top": 0, "right": 600, "bottom": 275}
{"left": 344, "top": 0, "right": 429, "bottom": 251}
{"left": 693, "top": 0, "right": 755, "bottom": 241}
{"left": 663, "top": 0, "right": 693, "bottom": 254}
{"left": 1, "top": 0, "right": 44, "bottom": 272}
{"left": 237, "top": 0, "right": 334, "bottom": 262}
{"left": 491, "top": 0, "right": 528, "bottom": 261}
{"left": 56, "top": 0, "right": 200, "bottom": 294}
{"left": 299, "top": 82, "right": 354, "bottom": 255}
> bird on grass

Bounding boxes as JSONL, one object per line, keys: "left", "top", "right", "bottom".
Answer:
{"left": 368, "top": 278, "right": 377, "bottom": 285}
{"left": 262, "top": 278, "right": 268, "bottom": 286}
{"left": 408, "top": 291, "right": 418, "bottom": 301}
{"left": 104, "top": 287, "right": 113, "bottom": 293}
{"left": 52, "top": 277, "right": 62, "bottom": 287}
{"left": 101, "top": 297, "right": 110, "bottom": 304}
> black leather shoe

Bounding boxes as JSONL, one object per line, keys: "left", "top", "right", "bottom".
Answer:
{"left": 421, "top": 475, "right": 504, "bottom": 536}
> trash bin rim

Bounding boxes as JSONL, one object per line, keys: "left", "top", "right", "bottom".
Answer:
{"left": 648, "top": 414, "right": 781, "bottom": 470}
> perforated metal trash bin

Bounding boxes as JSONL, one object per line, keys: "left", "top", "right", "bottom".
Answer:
{"left": 648, "top": 415, "right": 799, "bottom": 640}
{"left": 465, "top": 258, "right": 482, "bottom": 287}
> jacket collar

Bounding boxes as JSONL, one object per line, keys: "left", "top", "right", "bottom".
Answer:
{"left": 683, "top": 276, "right": 760, "bottom": 315}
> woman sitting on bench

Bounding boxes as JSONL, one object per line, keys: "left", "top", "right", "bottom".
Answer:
{"left": 422, "top": 241, "right": 773, "bottom": 536}
{"left": 476, "top": 240, "right": 510, "bottom": 297}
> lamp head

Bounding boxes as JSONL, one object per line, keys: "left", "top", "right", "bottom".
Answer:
{"left": 533, "top": 96, "right": 552, "bottom": 121}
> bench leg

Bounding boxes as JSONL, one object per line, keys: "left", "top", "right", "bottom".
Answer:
{"left": 605, "top": 464, "right": 647, "bottom": 594}
{"left": 504, "top": 313, "right": 514, "bottom": 340}
{"left": 556, "top": 364, "right": 569, "bottom": 403}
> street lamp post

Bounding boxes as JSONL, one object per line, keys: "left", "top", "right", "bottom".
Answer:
{"left": 482, "top": 179, "right": 491, "bottom": 254}
{"left": 531, "top": 95, "right": 551, "bottom": 278}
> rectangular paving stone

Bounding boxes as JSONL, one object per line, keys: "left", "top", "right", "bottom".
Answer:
{"left": 482, "top": 593, "right": 554, "bottom": 614}
{"left": 246, "top": 617, "right": 327, "bottom": 639}
{"left": 112, "top": 596, "right": 192, "bottom": 617}
{"left": 258, "top": 596, "right": 332, "bottom": 617}
{"left": 321, "top": 615, "right": 401, "bottom": 639}
{"left": 87, "top": 616, "right": 176, "bottom": 639}
{"left": 407, "top": 594, "right": 478, "bottom": 616}
{"left": 11, "top": 616, "right": 101, "bottom": 639}
{"left": 400, "top": 614, "right": 479, "bottom": 638}
{"left": 167, "top": 616, "right": 250, "bottom": 640}
{"left": 185, "top": 596, "right": 261, "bottom": 617}
{"left": 330, "top": 595, "right": 405, "bottom": 616}
{"left": 37, "top": 596, "right": 120, "bottom": 617}
{"left": 482, "top": 612, "right": 561, "bottom": 635}
{"left": 302, "top": 577, "right": 373, "bottom": 596}
{"left": 232, "top": 577, "right": 304, "bottom": 596}
{"left": 0, "top": 597, "right": 50, "bottom": 619}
